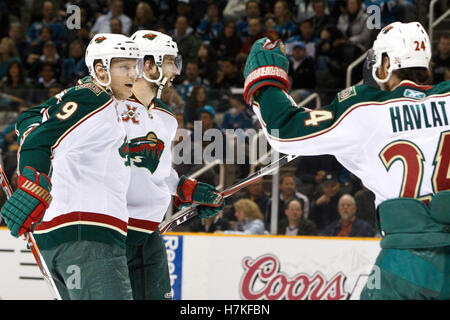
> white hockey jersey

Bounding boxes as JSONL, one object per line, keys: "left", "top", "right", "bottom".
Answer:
{"left": 118, "top": 94, "right": 179, "bottom": 238}
{"left": 253, "top": 81, "right": 450, "bottom": 207}
{"left": 17, "top": 79, "right": 131, "bottom": 249}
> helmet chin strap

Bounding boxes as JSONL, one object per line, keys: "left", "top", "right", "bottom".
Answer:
{"left": 156, "top": 77, "right": 168, "bottom": 99}
{"left": 142, "top": 69, "right": 168, "bottom": 99}
{"left": 372, "top": 66, "right": 392, "bottom": 85}
{"left": 93, "top": 71, "right": 114, "bottom": 96}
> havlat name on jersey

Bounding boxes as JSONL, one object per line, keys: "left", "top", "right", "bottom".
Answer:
{"left": 389, "top": 101, "right": 448, "bottom": 133}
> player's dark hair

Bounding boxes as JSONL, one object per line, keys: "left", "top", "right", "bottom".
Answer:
{"left": 393, "top": 67, "right": 432, "bottom": 85}
{"left": 382, "top": 53, "right": 432, "bottom": 85}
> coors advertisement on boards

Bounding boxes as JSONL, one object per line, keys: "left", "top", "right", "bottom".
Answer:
{"left": 239, "top": 254, "right": 363, "bottom": 300}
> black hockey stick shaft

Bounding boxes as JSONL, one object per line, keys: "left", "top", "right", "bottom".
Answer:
{"left": 160, "top": 153, "right": 298, "bottom": 233}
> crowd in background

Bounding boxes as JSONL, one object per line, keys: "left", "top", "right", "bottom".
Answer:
{"left": 0, "top": 0, "right": 449, "bottom": 237}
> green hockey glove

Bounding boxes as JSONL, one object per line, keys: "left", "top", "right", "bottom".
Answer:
{"left": 243, "top": 37, "right": 290, "bottom": 104}
{"left": 1, "top": 166, "right": 52, "bottom": 238}
{"left": 176, "top": 175, "right": 225, "bottom": 209}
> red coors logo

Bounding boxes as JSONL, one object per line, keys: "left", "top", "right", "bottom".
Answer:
{"left": 240, "top": 254, "right": 349, "bottom": 300}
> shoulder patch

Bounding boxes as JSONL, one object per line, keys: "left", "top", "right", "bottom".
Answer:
{"left": 74, "top": 82, "right": 103, "bottom": 96}
{"left": 337, "top": 86, "right": 356, "bottom": 102}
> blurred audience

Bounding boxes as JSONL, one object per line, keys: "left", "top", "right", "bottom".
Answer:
{"left": 278, "top": 199, "right": 317, "bottom": 236}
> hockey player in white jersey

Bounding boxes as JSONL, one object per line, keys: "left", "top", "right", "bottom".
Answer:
{"left": 119, "top": 30, "right": 225, "bottom": 299}
{"left": 244, "top": 22, "right": 450, "bottom": 299}
{"left": 1, "top": 34, "right": 141, "bottom": 299}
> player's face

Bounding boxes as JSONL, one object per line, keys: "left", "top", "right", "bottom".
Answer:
{"left": 162, "top": 55, "right": 179, "bottom": 87}
{"left": 109, "top": 58, "right": 138, "bottom": 100}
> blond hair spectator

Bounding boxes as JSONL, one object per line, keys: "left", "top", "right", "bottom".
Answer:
{"left": 222, "top": 199, "right": 268, "bottom": 235}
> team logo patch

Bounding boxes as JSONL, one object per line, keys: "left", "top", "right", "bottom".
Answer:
{"left": 337, "top": 86, "right": 356, "bottom": 102}
{"left": 382, "top": 25, "right": 393, "bottom": 34}
{"left": 118, "top": 132, "right": 165, "bottom": 174}
{"left": 143, "top": 33, "right": 157, "bottom": 40}
{"left": 403, "top": 89, "right": 426, "bottom": 100}
{"left": 95, "top": 36, "right": 107, "bottom": 43}
{"left": 121, "top": 105, "right": 140, "bottom": 124}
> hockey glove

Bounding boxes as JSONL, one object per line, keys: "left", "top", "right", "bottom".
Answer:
{"left": 176, "top": 176, "right": 225, "bottom": 218}
{"left": 1, "top": 166, "right": 52, "bottom": 238}
{"left": 243, "top": 37, "right": 290, "bottom": 105}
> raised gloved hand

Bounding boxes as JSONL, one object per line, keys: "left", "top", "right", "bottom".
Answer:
{"left": 243, "top": 37, "right": 290, "bottom": 105}
{"left": 1, "top": 166, "right": 52, "bottom": 237}
{"left": 175, "top": 176, "right": 225, "bottom": 218}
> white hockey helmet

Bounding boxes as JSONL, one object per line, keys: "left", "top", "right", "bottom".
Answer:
{"left": 371, "top": 22, "right": 431, "bottom": 84}
{"left": 85, "top": 33, "right": 141, "bottom": 87}
{"left": 130, "top": 30, "right": 182, "bottom": 86}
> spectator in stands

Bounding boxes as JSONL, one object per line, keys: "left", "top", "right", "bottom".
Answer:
{"left": 273, "top": 0, "right": 297, "bottom": 40}
{"left": 274, "top": 174, "right": 310, "bottom": 226}
{"left": 185, "top": 214, "right": 231, "bottom": 233}
{"left": 0, "top": 61, "right": 31, "bottom": 109}
{"left": 294, "top": 0, "right": 316, "bottom": 23}
{"left": 177, "top": 60, "right": 202, "bottom": 100}
{"left": 61, "top": 40, "right": 88, "bottom": 86}
{"left": 315, "top": 24, "right": 361, "bottom": 89}
{"left": 90, "top": 0, "right": 132, "bottom": 35}
{"left": 8, "top": 23, "right": 28, "bottom": 63}
{"left": 310, "top": 0, "right": 333, "bottom": 38}
{"left": 240, "top": 17, "right": 266, "bottom": 55}
{"left": 30, "top": 62, "right": 58, "bottom": 104}
{"left": 354, "top": 182, "right": 376, "bottom": 230}
{"left": 310, "top": 172, "right": 343, "bottom": 232}
{"left": 211, "top": 21, "right": 242, "bottom": 61}
{"left": 0, "top": 104, "right": 28, "bottom": 181}
{"left": 220, "top": 198, "right": 267, "bottom": 235}
{"left": 184, "top": 85, "right": 209, "bottom": 129}
{"left": 109, "top": 17, "right": 123, "bottom": 35}
{"left": 196, "top": 2, "right": 223, "bottom": 42}
{"left": 288, "top": 41, "right": 316, "bottom": 103}
{"left": 322, "top": 194, "right": 375, "bottom": 237}
{"left": 213, "top": 57, "right": 244, "bottom": 90}
{"left": 24, "top": 26, "right": 54, "bottom": 73}
{"left": 197, "top": 43, "right": 219, "bottom": 86}
{"left": 295, "top": 154, "right": 344, "bottom": 199}
{"left": 265, "top": 17, "right": 281, "bottom": 42}
{"left": 27, "top": 1, "right": 65, "bottom": 44}
{"left": 0, "top": 37, "right": 20, "bottom": 81}
{"left": 278, "top": 199, "right": 317, "bottom": 236}
{"left": 223, "top": 177, "right": 271, "bottom": 226}
{"left": 221, "top": 96, "right": 253, "bottom": 131}
{"left": 28, "top": 40, "right": 62, "bottom": 82}
{"left": 286, "top": 19, "right": 318, "bottom": 59}
{"left": 171, "top": 15, "right": 201, "bottom": 65}
{"left": 432, "top": 34, "right": 450, "bottom": 85}
{"left": 337, "top": 0, "right": 372, "bottom": 51}
{"left": 131, "top": 1, "right": 160, "bottom": 34}
{"left": 236, "top": 0, "right": 262, "bottom": 39}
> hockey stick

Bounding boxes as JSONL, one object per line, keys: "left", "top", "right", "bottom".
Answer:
{"left": 0, "top": 166, "right": 62, "bottom": 300}
{"left": 160, "top": 153, "right": 299, "bottom": 233}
